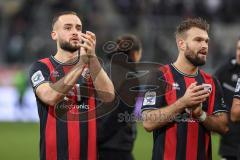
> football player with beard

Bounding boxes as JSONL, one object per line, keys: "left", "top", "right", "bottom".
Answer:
{"left": 141, "top": 18, "right": 229, "bottom": 160}
{"left": 29, "top": 11, "right": 114, "bottom": 160}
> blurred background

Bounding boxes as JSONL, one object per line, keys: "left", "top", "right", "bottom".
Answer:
{"left": 0, "top": 0, "right": 240, "bottom": 159}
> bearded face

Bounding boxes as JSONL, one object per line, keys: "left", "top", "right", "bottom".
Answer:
{"left": 184, "top": 44, "right": 207, "bottom": 66}
{"left": 59, "top": 38, "right": 80, "bottom": 52}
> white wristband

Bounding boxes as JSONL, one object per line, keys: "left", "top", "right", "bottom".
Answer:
{"left": 198, "top": 111, "right": 207, "bottom": 122}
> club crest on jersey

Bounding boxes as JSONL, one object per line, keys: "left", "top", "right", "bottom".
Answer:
{"left": 31, "top": 70, "right": 45, "bottom": 87}
{"left": 52, "top": 70, "right": 60, "bottom": 78}
{"left": 172, "top": 82, "right": 180, "bottom": 90}
{"left": 143, "top": 91, "right": 156, "bottom": 106}
{"left": 82, "top": 68, "right": 90, "bottom": 80}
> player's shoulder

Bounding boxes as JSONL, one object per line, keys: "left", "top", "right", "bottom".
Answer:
{"left": 147, "top": 64, "right": 169, "bottom": 79}
{"left": 159, "top": 64, "right": 170, "bottom": 69}
{"left": 31, "top": 57, "right": 51, "bottom": 67}
{"left": 38, "top": 57, "right": 51, "bottom": 63}
{"left": 199, "top": 69, "right": 219, "bottom": 86}
{"left": 158, "top": 64, "right": 171, "bottom": 73}
{"left": 29, "top": 57, "right": 51, "bottom": 73}
{"left": 199, "top": 69, "right": 213, "bottom": 79}
{"left": 29, "top": 57, "right": 52, "bottom": 87}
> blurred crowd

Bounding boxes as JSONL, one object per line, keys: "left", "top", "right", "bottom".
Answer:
{"left": 0, "top": 0, "right": 239, "bottom": 67}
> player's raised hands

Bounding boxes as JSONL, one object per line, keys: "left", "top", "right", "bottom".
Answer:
{"left": 79, "top": 31, "right": 96, "bottom": 64}
{"left": 179, "top": 82, "right": 210, "bottom": 108}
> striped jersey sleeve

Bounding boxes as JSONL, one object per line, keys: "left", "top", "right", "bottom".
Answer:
{"left": 141, "top": 69, "right": 168, "bottom": 112}
{"left": 212, "top": 77, "right": 229, "bottom": 114}
{"left": 29, "top": 61, "right": 50, "bottom": 91}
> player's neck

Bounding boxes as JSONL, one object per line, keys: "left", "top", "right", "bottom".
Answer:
{"left": 173, "top": 56, "right": 198, "bottom": 76}
{"left": 54, "top": 49, "right": 79, "bottom": 64}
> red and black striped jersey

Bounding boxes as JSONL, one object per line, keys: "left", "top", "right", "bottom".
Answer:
{"left": 29, "top": 56, "right": 97, "bottom": 160}
{"left": 142, "top": 64, "right": 228, "bottom": 160}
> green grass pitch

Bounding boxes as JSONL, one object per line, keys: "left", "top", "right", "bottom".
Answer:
{"left": 0, "top": 122, "right": 221, "bottom": 160}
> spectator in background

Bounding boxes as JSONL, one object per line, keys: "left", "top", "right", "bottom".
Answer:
{"left": 12, "top": 65, "right": 28, "bottom": 108}
{"left": 98, "top": 34, "right": 142, "bottom": 160}
{"left": 112, "top": 0, "right": 143, "bottom": 29}
{"left": 230, "top": 78, "right": 240, "bottom": 159}
{"left": 216, "top": 37, "right": 240, "bottom": 160}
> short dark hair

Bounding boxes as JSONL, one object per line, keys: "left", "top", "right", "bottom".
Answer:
{"left": 116, "top": 34, "right": 142, "bottom": 55}
{"left": 52, "top": 11, "right": 78, "bottom": 29}
{"left": 175, "top": 18, "right": 209, "bottom": 38}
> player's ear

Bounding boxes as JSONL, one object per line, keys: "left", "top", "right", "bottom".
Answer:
{"left": 177, "top": 38, "right": 186, "bottom": 51}
{"left": 51, "top": 31, "right": 57, "bottom": 41}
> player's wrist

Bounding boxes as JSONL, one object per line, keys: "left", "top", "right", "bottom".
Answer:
{"left": 176, "top": 98, "right": 187, "bottom": 110}
{"left": 78, "top": 53, "right": 89, "bottom": 64}
{"left": 197, "top": 111, "right": 207, "bottom": 122}
{"left": 192, "top": 103, "right": 203, "bottom": 117}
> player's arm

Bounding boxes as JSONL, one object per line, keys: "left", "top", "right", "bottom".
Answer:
{"left": 80, "top": 31, "right": 115, "bottom": 102}
{"left": 142, "top": 83, "right": 210, "bottom": 132}
{"left": 192, "top": 106, "right": 229, "bottom": 134}
{"left": 192, "top": 78, "right": 229, "bottom": 134}
{"left": 88, "top": 57, "right": 115, "bottom": 102}
{"left": 35, "top": 62, "right": 86, "bottom": 106}
{"left": 142, "top": 99, "right": 185, "bottom": 132}
{"left": 201, "top": 112, "right": 228, "bottom": 134}
{"left": 231, "top": 78, "right": 240, "bottom": 122}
